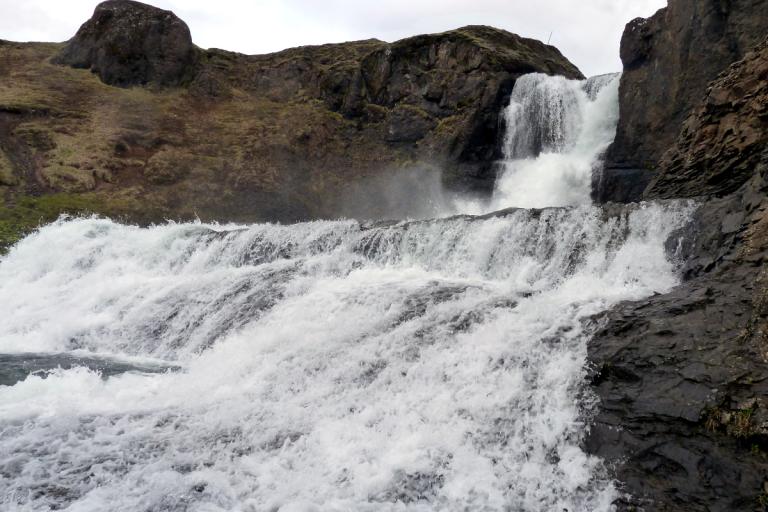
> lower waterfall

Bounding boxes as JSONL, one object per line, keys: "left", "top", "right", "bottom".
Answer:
{"left": 0, "top": 203, "right": 693, "bottom": 511}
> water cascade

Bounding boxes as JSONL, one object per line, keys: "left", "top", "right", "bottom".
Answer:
{"left": 0, "top": 70, "right": 694, "bottom": 512}
{"left": 490, "top": 73, "right": 621, "bottom": 210}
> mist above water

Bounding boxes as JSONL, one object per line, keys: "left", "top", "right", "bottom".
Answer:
{"left": 338, "top": 72, "right": 622, "bottom": 220}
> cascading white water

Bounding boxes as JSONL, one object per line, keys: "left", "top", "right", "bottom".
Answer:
{"left": 0, "top": 201, "right": 693, "bottom": 511}
{"left": 489, "top": 73, "right": 621, "bottom": 210}
{"left": 0, "top": 65, "right": 691, "bottom": 511}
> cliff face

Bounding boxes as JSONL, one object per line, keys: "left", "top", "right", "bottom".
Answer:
{"left": 587, "top": 5, "right": 768, "bottom": 510}
{"left": 588, "top": 163, "right": 768, "bottom": 510}
{"left": 646, "top": 38, "right": 768, "bottom": 199}
{"left": 0, "top": 0, "right": 582, "bottom": 249}
{"left": 597, "top": 0, "right": 767, "bottom": 202}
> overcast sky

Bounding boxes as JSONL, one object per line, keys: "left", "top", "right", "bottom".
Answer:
{"left": 0, "top": 0, "right": 666, "bottom": 76}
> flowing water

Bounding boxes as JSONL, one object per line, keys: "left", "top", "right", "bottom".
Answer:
{"left": 489, "top": 73, "right": 621, "bottom": 210}
{"left": 0, "top": 72, "right": 694, "bottom": 512}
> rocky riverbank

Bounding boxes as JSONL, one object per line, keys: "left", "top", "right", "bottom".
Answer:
{"left": 587, "top": 1, "right": 768, "bottom": 509}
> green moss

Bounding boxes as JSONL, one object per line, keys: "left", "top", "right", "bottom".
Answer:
{"left": 41, "top": 164, "right": 96, "bottom": 192}
{"left": 757, "top": 491, "right": 768, "bottom": 510}
{"left": 0, "top": 193, "right": 136, "bottom": 253}
{"left": 703, "top": 403, "right": 760, "bottom": 439}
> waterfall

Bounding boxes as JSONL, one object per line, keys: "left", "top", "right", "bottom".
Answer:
{"left": 489, "top": 73, "right": 621, "bottom": 210}
{"left": 0, "top": 201, "right": 693, "bottom": 511}
{"left": 0, "top": 59, "right": 694, "bottom": 511}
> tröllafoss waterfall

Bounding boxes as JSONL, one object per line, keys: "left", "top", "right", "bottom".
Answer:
{"left": 0, "top": 73, "right": 695, "bottom": 511}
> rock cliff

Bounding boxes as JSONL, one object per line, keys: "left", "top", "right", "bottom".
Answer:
{"left": 0, "top": 0, "right": 582, "bottom": 249}
{"left": 597, "top": 0, "right": 767, "bottom": 203}
{"left": 587, "top": 5, "right": 768, "bottom": 510}
{"left": 647, "top": 39, "right": 768, "bottom": 199}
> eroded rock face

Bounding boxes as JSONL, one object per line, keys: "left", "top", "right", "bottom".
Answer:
{"left": 53, "top": 0, "right": 197, "bottom": 87}
{"left": 1, "top": 17, "right": 582, "bottom": 245}
{"left": 355, "top": 26, "right": 583, "bottom": 190}
{"left": 588, "top": 158, "right": 768, "bottom": 510}
{"left": 646, "top": 38, "right": 768, "bottom": 199}
{"left": 605, "top": 0, "right": 767, "bottom": 177}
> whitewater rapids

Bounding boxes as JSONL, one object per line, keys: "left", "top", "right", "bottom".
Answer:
{"left": 0, "top": 201, "right": 693, "bottom": 511}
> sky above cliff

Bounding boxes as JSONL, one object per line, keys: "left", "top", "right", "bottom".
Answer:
{"left": 0, "top": 0, "right": 666, "bottom": 76}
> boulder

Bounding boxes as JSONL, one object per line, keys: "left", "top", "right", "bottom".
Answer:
{"left": 53, "top": 0, "right": 197, "bottom": 87}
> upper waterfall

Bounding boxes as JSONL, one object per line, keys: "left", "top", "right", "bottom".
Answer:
{"left": 489, "top": 73, "right": 621, "bottom": 210}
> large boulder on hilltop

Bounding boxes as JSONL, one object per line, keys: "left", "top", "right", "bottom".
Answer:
{"left": 602, "top": 0, "right": 768, "bottom": 192}
{"left": 53, "top": 0, "right": 197, "bottom": 87}
{"left": 646, "top": 38, "right": 768, "bottom": 199}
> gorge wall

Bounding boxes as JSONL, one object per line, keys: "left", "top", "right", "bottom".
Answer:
{"left": 587, "top": 1, "right": 768, "bottom": 510}
{"left": 595, "top": 0, "right": 768, "bottom": 203}
{"left": 0, "top": 0, "right": 582, "bottom": 250}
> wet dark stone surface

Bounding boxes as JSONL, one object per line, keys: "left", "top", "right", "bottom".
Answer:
{"left": 586, "top": 168, "right": 768, "bottom": 510}
{"left": 0, "top": 353, "right": 176, "bottom": 386}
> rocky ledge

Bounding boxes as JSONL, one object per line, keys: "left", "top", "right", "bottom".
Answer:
{"left": 0, "top": 0, "right": 581, "bottom": 250}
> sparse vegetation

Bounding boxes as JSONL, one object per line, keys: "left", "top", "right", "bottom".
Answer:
{"left": 703, "top": 402, "right": 760, "bottom": 439}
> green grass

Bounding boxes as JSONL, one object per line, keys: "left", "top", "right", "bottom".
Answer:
{"left": 0, "top": 193, "right": 130, "bottom": 253}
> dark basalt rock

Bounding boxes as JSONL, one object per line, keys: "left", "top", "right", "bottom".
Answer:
{"left": 354, "top": 26, "right": 584, "bottom": 191}
{"left": 646, "top": 38, "right": 768, "bottom": 200}
{"left": 587, "top": 152, "right": 768, "bottom": 510}
{"left": 604, "top": 0, "right": 768, "bottom": 175}
{"left": 591, "top": 166, "right": 653, "bottom": 204}
{"left": 53, "top": 0, "right": 198, "bottom": 87}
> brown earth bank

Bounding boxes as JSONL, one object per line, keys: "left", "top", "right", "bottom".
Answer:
{"left": 587, "top": 2, "right": 768, "bottom": 510}
{"left": 0, "top": 0, "right": 582, "bottom": 250}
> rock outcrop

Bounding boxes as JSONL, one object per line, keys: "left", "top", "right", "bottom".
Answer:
{"left": 53, "top": 0, "right": 197, "bottom": 87}
{"left": 586, "top": 8, "right": 768, "bottom": 510}
{"left": 588, "top": 159, "right": 768, "bottom": 510}
{"left": 646, "top": 38, "right": 768, "bottom": 199}
{"left": 0, "top": 0, "right": 582, "bottom": 249}
{"left": 598, "top": 0, "right": 768, "bottom": 202}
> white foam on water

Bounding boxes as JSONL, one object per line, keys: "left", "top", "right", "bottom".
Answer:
{"left": 0, "top": 201, "right": 694, "bottom": 511}
{"left": 489, "top": 73, "right": 621, "bottom": 210}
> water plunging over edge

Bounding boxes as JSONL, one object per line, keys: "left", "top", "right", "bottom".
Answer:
{"left": 0, "top": 201, "right": 695, "bottom": 511}
{"left": 488, "top": 73, "right": 621, "bottom": 210}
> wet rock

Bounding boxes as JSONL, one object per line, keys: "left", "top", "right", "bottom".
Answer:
{"left": 587, "top": 165, "right": 768, "bottom": 510}
{"left": 592, "top": 166, "right": 653, "bottom": 204}
{"left": 53, "top": 0, "right": 198, "bottom": 87}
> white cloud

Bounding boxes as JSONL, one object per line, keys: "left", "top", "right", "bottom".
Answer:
{"left": 0, "top": 0, "right": 666, "bottom": 75}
